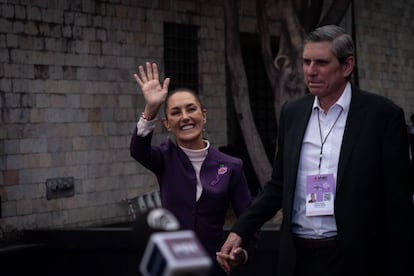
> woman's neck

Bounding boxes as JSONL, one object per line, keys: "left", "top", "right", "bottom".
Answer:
{"left": 177, "top": 139, "right": 207, "bottom": 150}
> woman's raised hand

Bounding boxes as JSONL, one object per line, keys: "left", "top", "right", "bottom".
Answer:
{"left": 134, "top": 62, "right": 170, "bottom": 111}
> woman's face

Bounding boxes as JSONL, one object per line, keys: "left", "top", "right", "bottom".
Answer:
{"left": 163, "top": 91, "right": 206, "bottom": 149}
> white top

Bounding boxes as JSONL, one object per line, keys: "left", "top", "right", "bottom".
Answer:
{"left": 136, "top": 118, "right": 209, "bottom": 201}
{"left": 291, "top": 82, "right": 351, "bottom": 239}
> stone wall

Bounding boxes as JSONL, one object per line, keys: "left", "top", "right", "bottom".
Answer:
{"left": 354, "top": 0, "right": 414, "bottom": 119}
{"left": 0, "top": 0, "right": 413, "bottom": 231}
{"left": 0, "top": 0, "right": 228, "bottom": 229}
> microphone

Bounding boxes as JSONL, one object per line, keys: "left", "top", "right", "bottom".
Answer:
{"left": 134, "top": 208, "right": 212, "bottom": 276}
{"left": 132, "top": 208, "right": 181, "bottom": 262}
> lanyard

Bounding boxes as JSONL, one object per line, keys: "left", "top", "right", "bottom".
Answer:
{"left": 317, "top": 107, "right": 343, "bottom": 174}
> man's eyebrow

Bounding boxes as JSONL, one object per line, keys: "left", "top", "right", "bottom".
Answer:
{"left": 302, "top": 57, "right": 330, "bottom": 63}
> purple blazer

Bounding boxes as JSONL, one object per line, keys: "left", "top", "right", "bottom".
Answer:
{"left": 130, "top": 128, "right": 253, "bottom": 260}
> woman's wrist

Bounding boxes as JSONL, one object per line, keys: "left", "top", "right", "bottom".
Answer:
{"left": 141, "top": 106, "right": 159, "bottom": 121}
{"left": 141, "top": 112, "right": 155, "bottom": 121}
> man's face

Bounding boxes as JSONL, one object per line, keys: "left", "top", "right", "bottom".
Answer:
{"left": 302, "top": 41, "right": 351, "bottom": 99}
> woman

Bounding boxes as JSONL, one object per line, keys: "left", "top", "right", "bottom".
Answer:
{"left": 130, "top": 62, "right": 252, "bottom": 275}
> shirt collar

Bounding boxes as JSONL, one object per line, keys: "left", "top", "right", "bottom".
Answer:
{"left": 312, "top": 82, "right": 352, "bottom": 113}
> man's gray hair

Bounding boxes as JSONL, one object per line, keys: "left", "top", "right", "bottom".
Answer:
{"left": 305, "top": 25, "right": 355, "bottom": 64}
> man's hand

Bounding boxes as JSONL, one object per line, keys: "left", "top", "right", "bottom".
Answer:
{"left": 216, "top": 232, "right": 244, "bottom": 275}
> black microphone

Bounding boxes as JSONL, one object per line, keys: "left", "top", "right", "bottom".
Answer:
{"left": 133, "top": 208, "right": 212, "bottom": 276}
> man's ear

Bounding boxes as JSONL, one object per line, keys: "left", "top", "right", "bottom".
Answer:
{"left": 342, "top": 56, "right": 355, "bottom": 78}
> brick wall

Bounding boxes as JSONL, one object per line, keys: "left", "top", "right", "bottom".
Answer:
{"left": 0, "top": 0, "right": 227, "bottom": 229}
{"left": 0, "top": 0, "right": 413, "bottom": 231}
{"left": 354, "top": 0, "right": 414, "bottom": 121}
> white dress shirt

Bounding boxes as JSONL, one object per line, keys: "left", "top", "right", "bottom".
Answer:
{"left": 291, "top": 82, "right": 351, "bottom": 239}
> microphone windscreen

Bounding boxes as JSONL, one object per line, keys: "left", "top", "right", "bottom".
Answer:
{"left": 132, "top": 208, "right": 180, "bottom": 262}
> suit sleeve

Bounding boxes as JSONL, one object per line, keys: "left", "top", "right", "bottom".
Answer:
{"left": 225, "top": 158, "right": 262, "bottom": 261}
{"left": 230, "top": 102, "right": 288, "bottom": 244}
{"left": 130, "top": 126, "right": 164, "bottom": 174}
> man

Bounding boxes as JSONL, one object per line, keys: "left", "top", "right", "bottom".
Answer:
{"left": 307, "top": 192, "right": 316, "bottom": 203}
{"left": 216, "top": 25, "right": 414, "bottom": 276}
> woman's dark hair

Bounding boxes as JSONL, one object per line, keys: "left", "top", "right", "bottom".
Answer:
{"left": 163, "top": 87, "right": 204, "bottom": 117}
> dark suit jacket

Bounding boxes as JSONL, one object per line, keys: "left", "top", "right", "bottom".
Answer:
{"left": 130, "top": 131, "right": 253, "bottom": 265}
{"left": 232, "top": 86, "right": 414, "bottom": 276}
